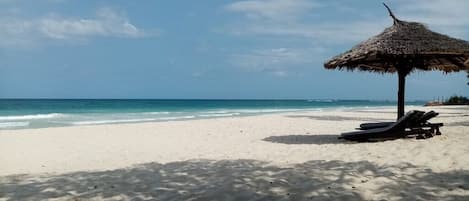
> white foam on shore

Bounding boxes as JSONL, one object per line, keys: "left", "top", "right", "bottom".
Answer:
{"left": 198, "top": 113, "right": 240, "bottom": 117}
{"left": 235, "top": 108, "right": 307, "bottom": 113}
{"left": 71, "top": 115, "right": 198, "bottom": 125}
{"left": 71, "top": 118, "right": 158, "bottom": 125}
{"left": 201, "top": 110, "right": 231, "bottom": 114}
{"left": 0, "top": 106, "right": 402, "bottom": 129}
{"left": 0, "top": 122, "right": 30, "bottom": 128}
{"left": 0, "top": 113, "right": 65, "bottom": 121}
{"left": 142, "top": 112, "right": 171, "bottom": 115}
{"left": 157, "top": 116, "right": 196, "bottom": 120}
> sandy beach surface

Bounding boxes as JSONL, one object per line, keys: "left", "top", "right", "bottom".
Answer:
{"left": 1, "top": 106, "right": 468, "bottom": 201}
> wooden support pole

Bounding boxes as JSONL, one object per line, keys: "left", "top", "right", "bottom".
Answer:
{"left": 397, "top": 70, "right": 406, "bottom": 119}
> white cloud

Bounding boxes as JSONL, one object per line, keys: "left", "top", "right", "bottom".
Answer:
{"left": 271, "top": 70, "right": 287, "bottom": 77}
{"left": 5, "top": 0, "right": 70, "bottom": 3}
{"left": 223, "top": 1, "right": 388, "bottom": 74}
{"left": 223, "top": 0, "right": 469, "bottom": 74}
{"left": 397, "top": 0, "right": 469, "bottom": 25}
{"left": 226, "top": 20, "right": 387, "bottom": 43}
{"left": 39, "top": 8, "right": 145, "bottom": 39}
{"left": 229, "top": 47, "right": 326, "bottom": 76}
{"left": 394, "top": 0, "right": 469, "bottom": 38}
{"left": 225, "top": 0, "right": 469, "bottom": 43}
{"left": 0, "top": 7, "right": 148, "bottom": 48}
{"left": 224, "top": 0, "right": 385, "bottom": 44}
{"left": 226, "top": 0, "right": 320, "bottom": 22}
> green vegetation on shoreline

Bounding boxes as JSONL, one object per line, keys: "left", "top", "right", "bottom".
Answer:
{"left": 444, "top": 96, "right": 469, "bottom": 105}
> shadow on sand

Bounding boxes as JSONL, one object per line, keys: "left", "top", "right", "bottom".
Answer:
{"left": 285, "top": 115, "right": 391, "bottom": 122}
{"left": 1, "top": 160, "right": 468, "bottom": 201}
{"left": 263, "top": 134, "right": 347, "bottom": 145}
{"left": 447, "top": 121, "right": 469, "bottom": 127}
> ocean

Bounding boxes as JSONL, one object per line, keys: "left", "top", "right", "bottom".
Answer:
{"left": 0, "top": 99, "right": 425, "bottom": 129}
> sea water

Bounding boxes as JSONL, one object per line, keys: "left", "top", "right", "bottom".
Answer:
{"left": 0, "top": 99, "right": 425, "bottom": 129}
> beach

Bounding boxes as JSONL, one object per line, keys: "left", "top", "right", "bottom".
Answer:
{"left": 1, "top": 105, "right": 468, "bottom": 200}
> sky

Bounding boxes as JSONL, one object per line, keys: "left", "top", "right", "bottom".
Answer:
{"left": 0, "top": 0, "right": 468, "bottom": 100}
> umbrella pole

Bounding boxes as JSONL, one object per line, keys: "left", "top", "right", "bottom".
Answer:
{"left": 397, "top": 70, "right": 406, "bottom": 119}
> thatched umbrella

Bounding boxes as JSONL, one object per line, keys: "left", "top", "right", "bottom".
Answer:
{"left": 324, "top": 3, "right": 469, "bottom": 119}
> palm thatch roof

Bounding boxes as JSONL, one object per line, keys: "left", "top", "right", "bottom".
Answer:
{"left": 324, "top": 4, "right": 469, "bottom": 73}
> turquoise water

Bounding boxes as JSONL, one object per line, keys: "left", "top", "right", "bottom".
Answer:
{"left": 0, "top": 99, "right": 425, "bottom": 129}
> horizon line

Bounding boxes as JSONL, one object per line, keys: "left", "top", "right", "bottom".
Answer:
{"left": 0, "top": 98, "right": 430, "bottom": 102}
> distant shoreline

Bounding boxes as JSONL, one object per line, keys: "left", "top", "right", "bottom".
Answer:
{"left": 0, "top": 99, "right": 425, "bottom": 130}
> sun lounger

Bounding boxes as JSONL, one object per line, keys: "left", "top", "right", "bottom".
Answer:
{"left": 358, "top": 121, "right": 395, "bottom": 130}
{"left": 359, "top": 110, "right": 438, "bottom": 130}
{"left": 339, "top": 110, "right": 428, "bottom": 141}
{"left": 357, "top": 110, "right": 443, "bottom": 137}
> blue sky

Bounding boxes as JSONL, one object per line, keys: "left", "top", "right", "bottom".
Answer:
{"left": 0, "top": 0, "right": 468, "bottom": 100}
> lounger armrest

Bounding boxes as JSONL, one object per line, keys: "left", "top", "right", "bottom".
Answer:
{"left": 359, "top": 122, "right": 394, "bottom": 130}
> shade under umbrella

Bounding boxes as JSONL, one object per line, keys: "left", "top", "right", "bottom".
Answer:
{"left": 324, "top": 3, "right": 469, "bottom": 119}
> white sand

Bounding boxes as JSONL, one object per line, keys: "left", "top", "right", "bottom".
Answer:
{"left": 1, "top": 106, "right": 468, "bottom": 201}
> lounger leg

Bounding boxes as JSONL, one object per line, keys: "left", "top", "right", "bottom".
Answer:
{"left": 416, "top": 134, "right": 426, "bottom": 139}
{"left": 435, "top": 127, "right": 441, "bottom": 135}
{"left": 424, "top": 129, "right": 434, "bottom": 138}
{"left": 413, "top": 128, "right": 424, "bottom": 139}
